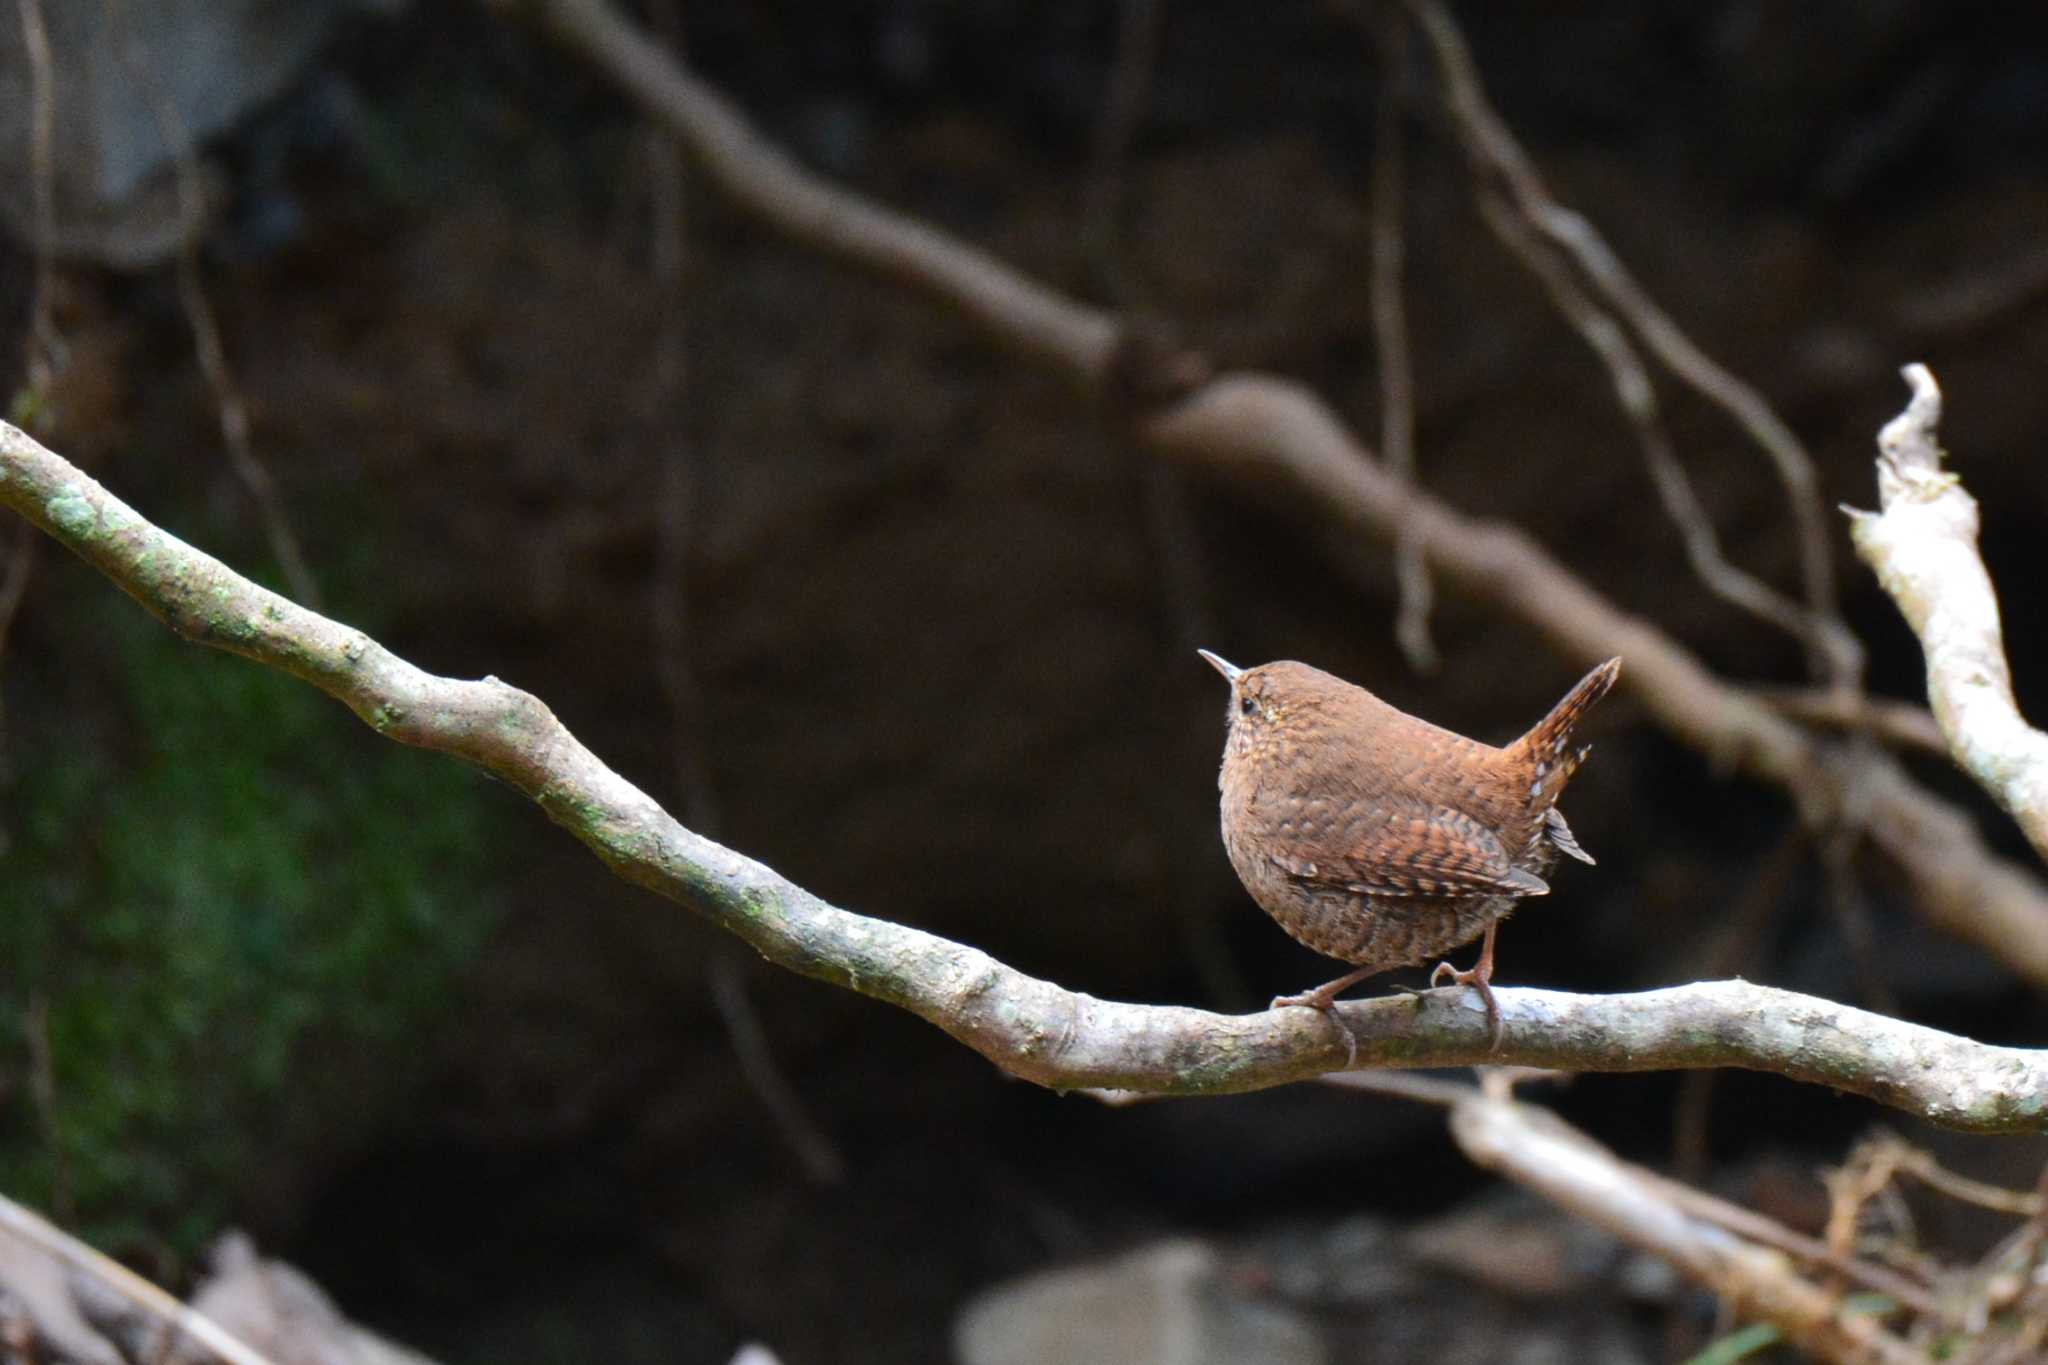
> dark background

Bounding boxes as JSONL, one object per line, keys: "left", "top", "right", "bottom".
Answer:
{"left": 6, "top": 2, "right": 2048, "bottom": 1360}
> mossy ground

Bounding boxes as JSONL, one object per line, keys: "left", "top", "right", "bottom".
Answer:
{"left": 1, "top": 567, "right": 499, "bottom": 1256}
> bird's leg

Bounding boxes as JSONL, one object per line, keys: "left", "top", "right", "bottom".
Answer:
{"left": 1271, "top": 965, "right": 1377, "bottom": 1068}
{"left": 1430, "top": 922, "right": 1504, "bottom": 1051}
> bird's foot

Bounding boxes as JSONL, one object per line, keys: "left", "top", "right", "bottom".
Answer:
{"left": 1271, "top": 988, "right": 1361, "bottom": 1069}
{"left": 1429, "top": 957, "right": 1504, "bottom": 1053}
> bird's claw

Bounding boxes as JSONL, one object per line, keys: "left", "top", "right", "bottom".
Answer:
{"left": 1271, "top": 993, "right": 1360, "bottom": 1069}
{"left": 1430, "top": 959, "right": 1505, "bottom": 1053}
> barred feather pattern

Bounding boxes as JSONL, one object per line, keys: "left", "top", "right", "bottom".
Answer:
{"left": 1215, "top": 657, "right": 1620, "bottom": 973}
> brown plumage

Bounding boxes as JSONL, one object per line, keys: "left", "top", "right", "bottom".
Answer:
{"left": 1200, "top": 651, "right": 1621, "bottom": 1057}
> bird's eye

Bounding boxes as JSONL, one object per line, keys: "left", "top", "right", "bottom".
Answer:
{"left": 1239, "top": 696, "right": 1256, "bottom": 717}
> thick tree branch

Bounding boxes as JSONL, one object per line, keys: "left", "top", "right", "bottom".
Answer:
{"left": 1849, "top": 364, "right": 2048, "bottom": 865}
{"left": 4, "top": 422, "right": 2047, "bottom": 1133}
{"left": 524, "top": 0, "right": 2048, "bottom": 991}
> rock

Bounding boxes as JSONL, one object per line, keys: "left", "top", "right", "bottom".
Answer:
{"left": 954, "top": 1239, "right": 1324, "bottom": 1365}
{"left": 0, "top": 0, "right": 353, "bottom": 266}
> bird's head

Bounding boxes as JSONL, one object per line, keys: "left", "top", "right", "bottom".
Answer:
{"left": 1199, "top": 649, "right": 1295, "bottom": 759}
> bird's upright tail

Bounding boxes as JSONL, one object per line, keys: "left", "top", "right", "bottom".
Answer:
{"left": 1509, "top": 657, "right": 1622, "bottom": 812}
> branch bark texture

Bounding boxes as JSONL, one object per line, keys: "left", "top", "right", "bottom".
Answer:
{"left": 4, "top": 422, "right": 2047, "bottom": 1132}
{"left": 1849, "top": 364, "right": 2048, "bottom": 864}
{"left": 527, "top": 0, "right": 2048, "bottom": 991}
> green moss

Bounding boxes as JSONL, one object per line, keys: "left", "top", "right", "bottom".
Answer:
{"left": 1, "top": 606, "right": 499, "bottom": 1252}
{"left": 735, "top": 884, "right": 779, "bottom": 927}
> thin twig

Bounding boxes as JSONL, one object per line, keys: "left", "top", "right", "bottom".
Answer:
{"left": 1820, "top": 820, "right": 1900, "bottom": 1017}
{"left": 1142, "top": 454, "right": 1239, "bottom": 1007}
{"left": 1870, "top": 1134, "right": 2045, "bottom": 1220}
{"left": 1472, "top": 143, "right": 1910, "bottom": 1013}
{"left": 1073, "top": 0, "right": 1235, "bottom": 1005}
{"left": 1328, "top": 1069, "right": 1948, "bottom": 1336}
{"left": 1078, "top": 0, "right": 1163, "bottom": 285}
{"left": 5, "top": 417, "right": 2048, "bottom": 1130}
{"left": 1, "top": 0, "right": 58, "bottom": 794}
{"left": 1399, "top": 0, "right": 1854, "bottom": 690}
{"left": 23, "top": 997, "right": 69, "bottom": 1225}
{"left": 1366, "top": 6, "right": 1437, "bottom": 672}
{"left": 0, "top": 524, "right": 33, "bottom": 807}
{"left": 1671, "top": 823, "right": 1810, "bottom": 1183}
{"left": 0, "top": 528, "right": 34, "bottom": 665}
{"left": 1470, "top": 184, "right": 1819, "bottom": 648}
{"left": 1898, "top": 241, "right": 2048, "bottom": 340}
{"left": 630, "top": 2, "right": 841, "bottom": 1184}
{"left": 638, "top": 87, "right": 720, "bottom": 833}
{"left": 1073, "top": 0, "right": 1217, "bottom": 659}
{"left": 708, "top": 955, "right": 845, "bottom": 1186}
{"left": 1642, "top": 1166, "right": 1944, "bottom": 1324}
{"left": 1823, "top": 1140, "right": 1901, "bottom": 1273}
{"left": 16, "top": 0, "right": 58, "bottom": 393}
{"left": 98, "top": 0, "right": 322, "bottom": 609}
{"left": 1316, "top": 1068, "right": 1472, "bottom": 1107}
{"left": 1754, "top": 687, "right": 1948, "bottom": 757}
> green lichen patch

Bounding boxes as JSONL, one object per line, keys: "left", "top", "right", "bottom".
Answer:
{"left": 45, "top": 490, "right": 96, "bottom": 540}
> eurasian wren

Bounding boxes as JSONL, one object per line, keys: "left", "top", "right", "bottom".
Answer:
{"left": 1200, "top": 651, "right": 1621, "bottom": 1057}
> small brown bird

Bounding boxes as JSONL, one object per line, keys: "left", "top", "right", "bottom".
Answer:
{"left": 1201, "top": 650, "right": 1621, "bottom": 1058}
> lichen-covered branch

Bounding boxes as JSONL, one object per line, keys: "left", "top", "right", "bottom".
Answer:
{"left": 4, "top": 422, "right": 2047, "bottom": 1133}
{"left": 1848, "top": 364, "right": 2048, "bottom": 864}
{"left": 523, "top": 0, "right": 2048, "bottom": 991}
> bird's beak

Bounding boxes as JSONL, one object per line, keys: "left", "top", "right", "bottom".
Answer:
{"left": 1197, "top": 649, "right": 1243, "bottom": 684}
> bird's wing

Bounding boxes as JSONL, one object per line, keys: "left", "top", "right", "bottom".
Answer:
{"left": 1266, "top": 806, "right": 1548, "bottom": 899}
